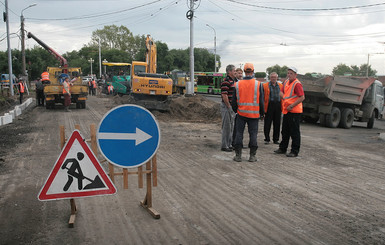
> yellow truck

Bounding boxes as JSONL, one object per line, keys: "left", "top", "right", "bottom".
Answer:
{"left": 44, "top": 67, "right": 88, "bottom": 109}
{"left": 27, "top": 32, "right": 88, "bottom": 109}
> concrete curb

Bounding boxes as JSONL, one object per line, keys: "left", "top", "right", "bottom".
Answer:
{"left": 0, "top": 98, "right": 33, "bottom": 126}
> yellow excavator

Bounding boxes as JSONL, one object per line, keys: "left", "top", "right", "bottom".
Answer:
{"left": 129, "top": 35, "right": 173, "bottom": 111}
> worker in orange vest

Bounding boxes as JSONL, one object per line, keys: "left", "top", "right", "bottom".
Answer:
{"left": 63, "top": 77, "right": 71, "bottom": 112}
{"left": 262, "top": 72, "right": 283, "bottom": 144}
{"left": 92, "top": 78, "right": 97, "bottom": 96}
{"left": 41, "top": 71, "right": 50, "bottom": 85}
{"left": 18, "top": 78, "right": 25, "bottom": 104}
{"left": 231, "top": 63, "right": 264, "bottom": 162}
{"left": 108, "top": 84, "right": 114, "bottom": 95}
{"left": 274, "top": 67, "right": 305, "bottom": 157}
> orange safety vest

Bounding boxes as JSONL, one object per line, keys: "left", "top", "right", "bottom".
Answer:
{"left": 108, "top": 85, "right": 113, "bottom": 93}
{"left": 92, "top": 80, "right": 97, "bottom": 88}
{"left": 235, "top": 78, "right": 261, "bottom": 118}
{"left": 282, "top": 79, "right": 303, "bottom": 114}
{"left": 62, "top": 81, "right": 70, "bottom": 94}
{"left": 263, "top": 81, "right": 283, "bottom": 113}
{"left": 19, "top": 83, "right": 25, "bottom": 93}
{"left": 41, "top": 72, "right": 49, "bottom": 81}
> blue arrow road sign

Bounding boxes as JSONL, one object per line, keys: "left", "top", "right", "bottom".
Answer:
{"left": 97, "top": 105, "right": 160, "bottom": 168}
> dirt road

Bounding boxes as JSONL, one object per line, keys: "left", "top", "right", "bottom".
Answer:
{"left": 1, "top": 95, "right": 385, "bottom": 244}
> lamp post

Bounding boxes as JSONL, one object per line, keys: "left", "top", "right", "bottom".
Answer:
{"left": 21, "top": 3, "right": 37, "bottom": 84}
{"left": 88, "top": 58, "right": 94, "bottom": 76}
{"left": 102, "top": 59, "right": 108, "bottom": 75}
{"left": 206, "top": 24, "right": 217, "bottom": 73}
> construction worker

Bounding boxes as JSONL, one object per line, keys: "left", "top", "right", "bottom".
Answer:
{"left": 35, "top": 78, "right": 45, "bottom": 106}
{"left": 220, "top": 64, "right": 236, "bottom": 152}
{"left": 88, "top": 79, "right": 92, "bottom": 95}
{"left": 235, "top": 68, "right": 243, "bottom": 81}
{"left": 63, "top": 77, "right": 71, "bottom": 112}
{"left": 231, "top": 63, "right": 264, "bottom": 162}
{"left": 41, "top": 70, "right": 50, "bottom": 85}
{"left": 108, "top": 84, "right": 114, "bottom": 95}
{"left": 263, "top": 72, "right": 283, "bottom": 144}
{"left": 18, "top": 78, "right": 25, "bottom": 104}
{"left": 92, "top": 78, "right": 97, "bottom": 96}
{"left": 274, "top": 67, "right": 305, "bottom": 157}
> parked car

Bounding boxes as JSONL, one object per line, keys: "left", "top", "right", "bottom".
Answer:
{"left": 82, "top": 76, "right": 93, "bottom": 85}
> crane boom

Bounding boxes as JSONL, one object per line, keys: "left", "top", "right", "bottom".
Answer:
{"left": 27, "top": 32, "right": 68, "bottom": 72}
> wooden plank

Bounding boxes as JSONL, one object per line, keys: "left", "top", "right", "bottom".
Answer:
{"left": 138, "top": 166, "right": 143, "bottom": 188}
{"left": 90, "top": 124, "right": 97, "bottom": 157}
{"left": 60, "top": 125, "right": 65, "bottom": 149}
{"left": 146, "top": 160, "right": 152, "bottom": 208}
{"left": 152, "top": 154, "right": 157, "bottom": 187}
{"left": 123, "top": 168, "right": 128, "bottom": 189}
{"left": 109, "top": 163, "right": 115, "bottom": 183}
{"left": 75, "top": 124, "right": 80, "bottom": 130}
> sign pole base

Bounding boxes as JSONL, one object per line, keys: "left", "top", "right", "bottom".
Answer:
{"left": 140, "top": 157, "right": 160, "bottom": 219}
{"left": 68, "top": 198, "right": 77, "bottom": 228}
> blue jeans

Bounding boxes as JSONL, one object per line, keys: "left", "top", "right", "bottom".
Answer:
{"left": 234, "top": 115, "right": 259, "bottom": 150}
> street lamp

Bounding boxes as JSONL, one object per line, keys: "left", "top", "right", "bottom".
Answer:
{"left": 206, "top": 24, "right": 217, "bottom": 73}
{"left": 102, "top": 59, "right": 108, "bottom": 75}
{"left": 21, "top": 3, "right": 37, "bottom": 84}
{"left": 88, "top": 58, "right": 94, "bottom": 76}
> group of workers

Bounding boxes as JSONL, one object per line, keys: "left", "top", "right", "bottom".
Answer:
{"left": 220, "top": 64, "right": 305, "bottom": 162}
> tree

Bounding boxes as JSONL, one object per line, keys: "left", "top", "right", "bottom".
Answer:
{"left": 254, "top": 72, "right": 266, "bottom": 78}
{"left": 332, "top": 63, "right": 377, "bottom": 76}
{"left": 266, "top": 64, "right": 288, "bottom": 78}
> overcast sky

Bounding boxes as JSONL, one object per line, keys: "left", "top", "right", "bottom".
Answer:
{"left": 2, "top": 0, "right": 385, "bottom": 75}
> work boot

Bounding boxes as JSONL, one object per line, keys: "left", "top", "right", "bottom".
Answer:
{"left": 248, "top": 147, "right": 257, "bottom": 162}
{"left": 65, "top": 106, "right": 71, "bottom": 112}
{"left": 233, "top": 148, "right": 242, "bottom": 162}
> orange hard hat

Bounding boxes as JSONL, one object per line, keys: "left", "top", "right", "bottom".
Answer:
{"left": 244, "top": 63, "right": 254, "bottom": 72}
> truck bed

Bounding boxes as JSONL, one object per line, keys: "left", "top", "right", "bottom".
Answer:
{"left": 300, "top": 75, "right": 375, "bottom": 105}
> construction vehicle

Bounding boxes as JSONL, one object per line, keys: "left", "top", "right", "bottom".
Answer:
{"left": 102, "top": 62, "right": 131, "bottom": 96}
{"left": 301, "top": 75, "right": 384, "bottom": 129}
{"left": 170, "top": 69, "right": 197, "bottom": 94}
{"left": 27, "top": 32, "right": 88, "bottom": 109}
{"left": 130, "top": 35, "right": 173, "bottom": 110}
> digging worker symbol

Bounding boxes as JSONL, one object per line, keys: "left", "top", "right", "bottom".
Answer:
{"left": 61, "top": 152, "right": 105, "bottom": 191}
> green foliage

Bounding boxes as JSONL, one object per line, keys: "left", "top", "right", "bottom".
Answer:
{"left": 332, "top": 63, "right": 377, "bottom": 76}
{"left": 266, "top": 64, "right": 289, "bottom": 78}
{"left": 254, "top": 72, "right": 266, "bottom": 78}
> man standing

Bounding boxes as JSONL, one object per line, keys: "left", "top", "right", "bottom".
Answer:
{"left": 35, "top": 78, "right": 45, "bottom": 106}
{"left": 263, "top": 72, "right": 283, "bottom": 144}
{"left": 63, "top": 77, "right": 71, "bottom": 112}
{"left": 232, "top": 63, "right": 264, "bottom": 162}
{"left": 274, "top": 67, "right": 305, "bottom": 157}
{"left": 220, "top": 64, "right": 236, "bottom": 152}
{"left": 18, "top": 78, "right": 25, "bottom": 104}
{"left": 235, "top": 68, "right": 243, "bottom": 81}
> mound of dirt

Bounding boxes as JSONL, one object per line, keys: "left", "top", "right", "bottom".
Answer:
{"left": 0, "top": 96, "right": 17, "bottom": 115}
{"left": 112, "top": 94, "right": 221, "bottom": 123}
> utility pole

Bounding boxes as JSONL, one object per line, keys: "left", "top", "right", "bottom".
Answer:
{"left": 98, "top": 38, "right": 102, "bottom": 78}
{"left": 186, "top": 0, "right": 200, "bottom": 95}
{"left": 5, "top": 0, "right": 14, "bottom": 96}
{"left": 206, "top": 24, "right": 216, "bottom": 73}
{"left": 88, "top": 58, "right": 94, "bottom": 76}
{"left": 21, "top": 3, "right": 37, "bottom": 86}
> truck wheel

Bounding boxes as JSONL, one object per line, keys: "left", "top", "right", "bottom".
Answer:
{"left": 319, "top": 114, "right": 326, "bottom": 126}
{"left": 326, "top": 107, "right": 341, "bottom": 128}
{"left": 367, "top": 112, "right": 375, "bottom": 129}
{"left": 340, "top": 108, "right": 354, "bottom": 129}
{"left": 81, "top": 101, "right": 86, "bottom": 109}
{"left": 76, "top": 102, "right": 81, "bottom": 109}
{"left": 207, "top": 88, "right": 213, "bottom": 94}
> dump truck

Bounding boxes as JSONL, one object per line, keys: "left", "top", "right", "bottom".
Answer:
{"left": 27, "top": 32, "right": 88, "bottom": 109}
{"left": 301, "top": 75, "right": 384, "bottom": 129}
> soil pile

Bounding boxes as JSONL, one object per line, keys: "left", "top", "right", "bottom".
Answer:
{"left": 113, "top": 94, "right": 221, "bottom": 123}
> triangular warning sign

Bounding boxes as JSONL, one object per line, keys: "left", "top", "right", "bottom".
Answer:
{"left": 38, "top": 130, "right": 116, "bottom": 201}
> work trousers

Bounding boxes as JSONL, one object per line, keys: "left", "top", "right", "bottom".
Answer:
{"left": 221, "top": 102, "right": 234, "bottom": 149}
{"left": 36, "top": 90, "right": 45, "bottom": 106}
{"left": 19, "top": 93, "right": 24, "bottom": 104}
{"left": 264, "top": 101, "right": 282, "bottom": 142}
{"left": 234, "top": 115, "right": 259, "bottom": 150}
{"left": 64, "top": 94, "right": 71, "bottom": 107}
{"left": 279, "top": 112, "right": 301, "bottom": 154}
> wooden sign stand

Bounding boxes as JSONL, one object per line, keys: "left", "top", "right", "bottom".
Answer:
{"left": 60, "top": 124, "right": 160, "bottom": 227}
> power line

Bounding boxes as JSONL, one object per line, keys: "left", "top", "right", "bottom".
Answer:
{"left": 26, "top": 0, "right": 162, "bottom": 21}
{"left": 223, "top": 0, "right": 385, "bottom": 11}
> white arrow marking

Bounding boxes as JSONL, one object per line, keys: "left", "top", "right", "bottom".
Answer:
{"left": 98, "top": 128, "right": 152, "bottom": 146}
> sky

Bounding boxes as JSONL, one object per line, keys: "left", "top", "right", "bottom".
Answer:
{"left": 2, "top": 0, "right": 385, "bottom": 75}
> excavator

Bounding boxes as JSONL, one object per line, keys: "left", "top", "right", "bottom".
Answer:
{"left": 27, "top": 32, "right": 88, "bottom": 109}
{"left": 129, "top": 35, "right": 173, "bottom": 111}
